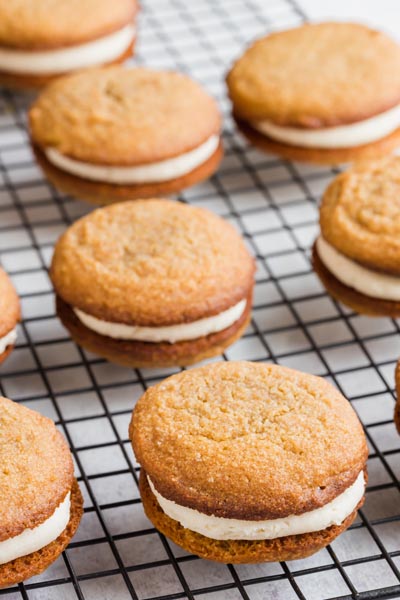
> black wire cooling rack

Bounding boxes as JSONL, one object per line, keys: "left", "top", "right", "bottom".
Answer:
{"left": 0, "top": 0, "right": 400, "bottom": 598}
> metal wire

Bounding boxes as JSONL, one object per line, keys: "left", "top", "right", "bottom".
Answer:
{"left": 0, "top": 0, "right": 399, "bottom": 598}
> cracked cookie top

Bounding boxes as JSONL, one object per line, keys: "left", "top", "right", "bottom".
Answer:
{"left": 130, "top": 361, "right": 367, "bottom": 520}
{"left": 29, "top": 67, "right": 221, "bottom": 165}
{"left": 320, "top": 157, "right": 400, "bottom": 275}
{"left": 50, "top": 199, "right": 255, "bottom": 326}
{"left": 0, "top": 397, "right": 74, "bottom": 542}
{"left": 227, "top": 22, "right": 400, "bottom": 127}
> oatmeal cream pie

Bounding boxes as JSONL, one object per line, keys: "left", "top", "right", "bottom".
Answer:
{"left": 130, "top": 361, "right": 368, "bottom": 563}
{"left": 29, "top": 67, "right": 223, "bottom": 204}
{"left": 227, "top": 22, "right": 400, "bottom": 164}
{"left": 0, "top": 397, "right": 83, "bottom": 587}
{"left": 50, "top": 200, "right": 255, "bottom": 368}
{"left": 0, "top": 0, "right": 137, "bottom": 89}
{"left": 0, "top": 267, "right": 20, "bottom": 365}
{"left": 313, "top": 157, "right": 400, "bottom": 316}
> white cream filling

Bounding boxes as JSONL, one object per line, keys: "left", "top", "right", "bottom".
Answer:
{"left": 74, "top": 299, "right": 246, "bottom": 344}
{"left": 149, "top": 472, "right": 365, "bottom": 541}
{"left": 0, "top": 492, "right": 71, "bottom": 564}
{"left": 0, "top": 24, "right": 135, "bottom": 74}
{"left": 251, "top": 103, "right": 400, "bottom": 149}
{"left": 317, "top": 236, "right": 400, "bottom": 301}
{"left": 0, "top": 327, "right": 17, "bottom": 354}
{"left": 45, "top": 135, "right": 220, "bottom": 184}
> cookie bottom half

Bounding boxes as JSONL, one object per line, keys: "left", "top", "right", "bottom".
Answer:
{"left": 0, "top": 42, "right": 135, "bottom": 91}
{"left": 0, "top": 479, "right": 83, "bottom": 588}
{"left": 56, "top": 294, "right": 251, "bottom": 368}
{"left": 234, "top": 117, "right": 400, "bottom": 165}
{"left": 139, "top": 470, "right": 361, "bottom": 564}
{"left": 33, "top": 142, "right": 223, "bottom": 206}
{"left": 312, "top": 244, "right": 400, "bottom": 317}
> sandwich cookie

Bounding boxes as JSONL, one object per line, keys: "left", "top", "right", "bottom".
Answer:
{"left": 29, "top": 67, "right": 223, "bottom": 204}
{"left": 0, "top": 397, "right": 83, "bottom": 587}
{"left": 227, "top": 23, "right": 400, "bottom": 164}
{"left": 313, "top": 157, "right": 400, "bottom": 316}
{"left": 0, "top": 0, "right": 137, "bottom": 89}
{"left": 0, "top": 267, "right": 20, "bottom": 365}
{"left": 50, "top": 199, "right": 255, "bottom": 368}
{"left": 130, "top": 361, "right": 368, "bottom": 563}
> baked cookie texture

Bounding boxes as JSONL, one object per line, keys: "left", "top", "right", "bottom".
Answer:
{"left": 227, "top": 22, "right": 400, "bottom": 163}
{"left": 313, "top": 157, "right": 400, "bottom": 316}
{"left": 0, "top": 0, "right": 138, "bottom": 89}
{"left": 0, "top": 267, "right": 20, "bottom": 364}
{"left": 130, "top": 361, "right": 368, "bottom": 562}
{"left": 51, "top": 200, "right": 255, "bottom": 367}
{"left": 0, "top": 397, "right": 83, "bottom": 586}
{"left": 0, "top": 0, "right": 137, "bottom": 49}
{"left": 29, "top": 67, "right": 222, "bottom": 202}
{"left": 30, "top": 68, "right": 220, "bottom": 165}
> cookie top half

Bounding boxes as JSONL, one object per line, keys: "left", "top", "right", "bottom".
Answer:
{"left": 227, "top": 22, "right": 400, "bottom": 127}
{"left": 51, "top": 200, "right": 255, "bottom": 326}
{"left": 29, "top": 67, "right": 221, "bottom": 165}
{"left": 131, "top": 361, "right": 367, "bottom": 520}
{"left": 0, "top": 0, "right": 137, "bottom": 49}
{"left": 0, "top": 397, "right": 74, "bottom": 542}
{"left": 0, "top": 267, "right": 20, "bottom": 338}
{"left": 320, "top": 157, "right": 400, "bottom": 275}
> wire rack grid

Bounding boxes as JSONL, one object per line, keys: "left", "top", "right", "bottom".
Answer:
{"left": 0, "top": 0, "right": 399, "bottom": 599}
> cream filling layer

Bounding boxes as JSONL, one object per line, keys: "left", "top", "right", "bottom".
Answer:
{"left": 45, "top": 135, "right": 220, "bottom": 184}
{"left": 317, "top": 236, "right": 400, "bottom": 301}
{"left": 0, "top": 492, "right": 71, "bottom": 565}
{"left": 0, "top": 24, "right": 135, "bottom": 75}
{"left": 0, "top": 327, "right": 17, "bottom": 354}
{"left": 251, "top": 103, "right": 400, "bottom": 149}
{"left": 74, "top": 299, "right": 246, "bottom": 344}
{"left": 149, "top": 472, "right": 365, "bottom": 541}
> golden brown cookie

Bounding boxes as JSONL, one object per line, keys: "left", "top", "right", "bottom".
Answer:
{"left": 130, "top": 361, "right": 368, "bottom": 563}
{"left": 29, "top": 67, "right": 223, "bottom": 203}
{"left": 0, "top": 397, "right": 83, "bottom": 586}
{"left": 51, "top": 200, "right": 255, "bottom": 367}
{"left": 0, "top": 267, "right": 20, "bottom": 365}
{"left": 0, "top": 0, "right": 137, "bottom": 89}
{"left": 313, "top": 157, "right": 400, "bottom": 316}
{"left": 227, "top": 23, "right": 400, "bottom": 164}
